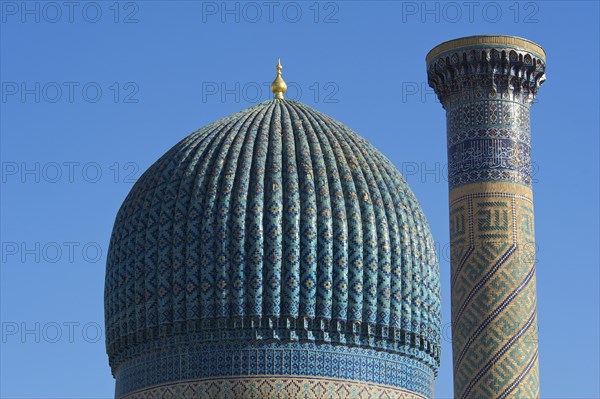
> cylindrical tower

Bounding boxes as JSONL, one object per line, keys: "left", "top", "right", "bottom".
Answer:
{"left": 426, "top": 36, "right": 546, "bottom": 398}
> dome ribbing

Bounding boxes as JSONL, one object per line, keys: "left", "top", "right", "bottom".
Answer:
{"left": 105, "top": 98, "right": 441, "bottom": 398}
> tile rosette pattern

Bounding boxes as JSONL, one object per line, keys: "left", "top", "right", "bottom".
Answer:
{"left": 427, "top": 35, "right": 545, "bottom": 398}
{"left": 105, "top": 99, "right": 441, "bottom": 397}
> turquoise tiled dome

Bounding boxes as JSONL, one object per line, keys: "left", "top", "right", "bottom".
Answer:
{"left": 105, "top": 99, "right": 441, "bottom": 397}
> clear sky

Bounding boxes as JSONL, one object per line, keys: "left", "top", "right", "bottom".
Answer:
{"left": 1, "top": 1, "right": 598, "bottom": 398}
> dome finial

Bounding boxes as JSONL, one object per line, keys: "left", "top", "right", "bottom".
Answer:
{"left": 271, "top": 57, "right": 287, "bottom": 99}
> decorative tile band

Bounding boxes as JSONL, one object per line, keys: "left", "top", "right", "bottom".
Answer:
{"left": 107, "top": 319, "right": 440, "bottom": 373}
{"left": 446, "top": 100, "right": 532, "bottom": 189}
{"left": 121, "top": 376, "right": 427, "bottom": 399}
{"left": 114, "top": 341, "right": 435, "bottom": 398}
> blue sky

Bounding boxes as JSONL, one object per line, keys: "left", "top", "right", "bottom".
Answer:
{"left": 1, "top": 1, "right": 598, "bottom": 398}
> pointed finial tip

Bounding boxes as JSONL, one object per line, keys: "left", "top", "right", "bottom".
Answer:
{"left": 271, "top": 57, "right": 287, "bottom": 99}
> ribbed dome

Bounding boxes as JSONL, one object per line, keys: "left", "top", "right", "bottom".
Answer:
{"left": 105, "top": 99, "right": 441, "bottom": 395}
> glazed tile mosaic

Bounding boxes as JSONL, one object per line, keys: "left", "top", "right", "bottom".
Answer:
{"left": 105, "top": 98, "right": 441, "bottom": 398}
{"left": 427, "top": 36, "right": 545, "bottom": 398}
{"left": 115, "top": 342, "right": 434, "bottom": 398}
{"left": 446, "top": 100, "right": 533, "bottom": 189}
{"left": 121, "top": 376, "right": 427, "bottom": 399}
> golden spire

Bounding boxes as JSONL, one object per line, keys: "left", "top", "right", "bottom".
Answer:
{"left": 271, "top": 57, "right": 287, "bottom": 99}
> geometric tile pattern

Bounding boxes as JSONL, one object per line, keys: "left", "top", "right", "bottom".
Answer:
{"left": 449, "top": 188, "right": 539, "bottom": 399}
{"left": 105, "top": 99, "right": 441, "bottom": 396}
{"left": 427, "top": 37, "right": 545, "bottom": 399}
{"left": 121, "top": 376, "right": 427, "bottom": 399}
{"left": 114, "top": 342, "right": 435, "bottom": 398}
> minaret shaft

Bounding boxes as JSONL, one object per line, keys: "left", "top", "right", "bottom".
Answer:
{"left": 427, "top": 36, "right": 546, "bottom": 399}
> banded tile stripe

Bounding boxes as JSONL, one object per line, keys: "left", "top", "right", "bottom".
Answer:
{"left": 497, "top": 351, "right": 539, "bottom": 399}
{"left": 460, "top": 311, "right": 536, "bottom": 399}
{"left": 455, "top": 263, "right": 536, "bottom": 367}
{"left": 454, "top": 244, "right": 518, "bottom": 323}
{"left": 450, "top": 193, "right": 533, "bottom": 207}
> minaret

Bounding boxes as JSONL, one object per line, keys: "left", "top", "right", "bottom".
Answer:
{"left": 426, "top": 36, "right": 546, "bottom": 398}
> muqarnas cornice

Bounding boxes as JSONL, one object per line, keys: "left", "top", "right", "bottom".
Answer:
{"left": 426, "top": 35, "right": 546, "bottom": 109}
